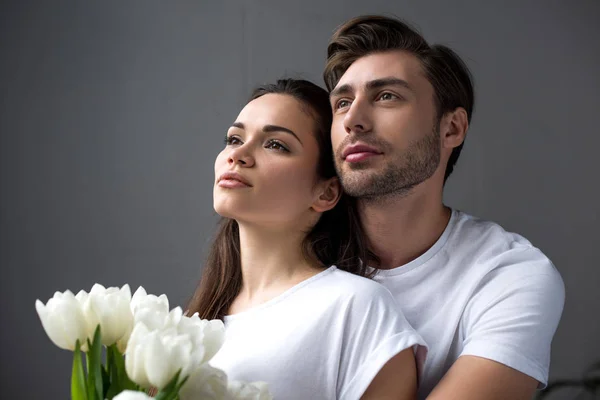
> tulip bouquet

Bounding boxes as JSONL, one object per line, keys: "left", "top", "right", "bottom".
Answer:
{"left": 35, "top": 284, "right": 271, "bottom": 400}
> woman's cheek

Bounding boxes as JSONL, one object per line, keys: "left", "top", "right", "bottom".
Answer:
{"left": 214, "top": 151, "right": 228, "bottom": 173}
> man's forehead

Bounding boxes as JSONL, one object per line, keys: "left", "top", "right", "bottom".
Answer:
{"left": 334, "top": 50, "right": 424, "bottom": 90}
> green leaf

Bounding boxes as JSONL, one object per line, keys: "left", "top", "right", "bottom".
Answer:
{"left": 85, "top": 325, "right": 104, "bottom": 400}
{"left": 71, "top": 340, "right": 88, "bottom": 400}
{"left": 111, "top": 345, "right": 137, "bottom": 391}
{"left": 173, "top": 375, "right": 189, "bottom": 394}
{"left": 105, "top": 345, "right": 121, "bottom": 399}
{"left": 101, "top": 364, "right": 110, "bottom": 399}
{"left": 153, "top": 370, "right": 183, "bottom": 400}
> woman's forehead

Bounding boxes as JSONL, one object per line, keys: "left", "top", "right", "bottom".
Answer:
{"left": 237, "top": 94, "right": 312, "bottom": 128}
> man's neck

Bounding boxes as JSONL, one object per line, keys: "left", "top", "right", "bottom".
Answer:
{"left": 358, "top": 186, "right": 451, "bottom": 270}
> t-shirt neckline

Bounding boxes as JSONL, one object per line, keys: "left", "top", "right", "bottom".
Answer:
{"left": 373, "top": 209, "right": 459, "bottom": 277}
{"left": 223, "top": 265, "right": 337, "bottom": 321}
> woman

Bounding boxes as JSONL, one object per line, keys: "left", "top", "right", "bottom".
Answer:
{"left": 187, "top": 79, "right": 426, "bottom": 399}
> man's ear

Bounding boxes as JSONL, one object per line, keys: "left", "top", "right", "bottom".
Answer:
{"left": 311, "top": 177, "right": 342, "bottom": 213}
{"left": 440, "top": 107, "right": 469, "bottom": 150}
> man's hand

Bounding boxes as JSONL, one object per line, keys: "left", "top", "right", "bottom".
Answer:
{"left": 427, "top": 355, "right": 539, "bottom": 400}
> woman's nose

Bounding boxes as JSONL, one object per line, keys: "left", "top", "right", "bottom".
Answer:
{"left": 228, "top": 146, "right": 255, "bottom": 167}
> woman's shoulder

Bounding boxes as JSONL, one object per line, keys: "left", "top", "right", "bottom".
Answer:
{"left": 320, "top": 266, "right": 398, "bottom": 305}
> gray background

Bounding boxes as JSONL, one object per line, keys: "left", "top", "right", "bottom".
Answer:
{"left": 1, "top": 1, "right": 598, "bottom": 398}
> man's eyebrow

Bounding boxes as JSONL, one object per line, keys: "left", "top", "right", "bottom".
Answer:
{"left": 330, "top": 77, "right": 414, "bottom": 99}
{"left": 230, "top": 122, "right": 302, "bottom": 144}
{"left": 366, "top": 77, "right": 414, "bottom": 93}
{"left": 329, "top": 83, "right": 353, "bottom": 99}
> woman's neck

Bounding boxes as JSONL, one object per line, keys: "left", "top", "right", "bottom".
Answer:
{"left": 230, "top": 222, "right": 322, "bottom": 312}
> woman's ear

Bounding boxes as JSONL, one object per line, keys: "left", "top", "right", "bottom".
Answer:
{"left": 311, "top": 177, "right": 342, "bottom": 213}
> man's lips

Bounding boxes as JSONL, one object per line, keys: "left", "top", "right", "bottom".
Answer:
{"left": 217, "top": 172, "right": 251, "bottom": 188}
{"left": 341, "top": 144, "right": 382, "bottom": 163}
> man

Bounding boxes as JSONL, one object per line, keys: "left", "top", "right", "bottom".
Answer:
{"left": 325, "top": 15, "right": 565, "bottom": 399}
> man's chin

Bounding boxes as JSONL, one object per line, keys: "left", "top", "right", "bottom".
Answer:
{"left": 339, "top": 174, "right": 376, "bottom": 197}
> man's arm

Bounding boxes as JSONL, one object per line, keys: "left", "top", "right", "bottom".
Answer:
{"left": 427, "top": 355, "right": 538, "bottom": 400}
{"left": 428, "top": 248, "right": 565, "bottom": 399}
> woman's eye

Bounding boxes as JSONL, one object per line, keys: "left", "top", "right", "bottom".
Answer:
{"left": 225, "top": 135, "right": 242, "bottom": 146}
{"left": 265, "top": 140, "right": 289, "bottom": 152}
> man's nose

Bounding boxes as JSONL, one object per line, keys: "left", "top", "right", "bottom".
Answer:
{"left": 343, "top": 98, "right": 373, "bottom": 135}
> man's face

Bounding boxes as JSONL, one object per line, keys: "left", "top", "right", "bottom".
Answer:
{"left": 330, "top": 50, "right": 442, "bottom": 199}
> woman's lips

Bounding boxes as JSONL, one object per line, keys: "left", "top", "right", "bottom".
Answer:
{"left": 217, "top": 179, "right": 250, "bottom": 188}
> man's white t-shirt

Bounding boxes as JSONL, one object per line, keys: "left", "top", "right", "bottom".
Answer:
{"left": 374, "top": 209, "right": 565, "bottom": 398}
{"left": 210, "top": 266, "right": 427, "bottom": 400}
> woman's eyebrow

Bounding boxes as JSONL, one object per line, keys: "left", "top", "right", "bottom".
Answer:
{"left": 231, "top": 122, "right": 302, "bottom": 145}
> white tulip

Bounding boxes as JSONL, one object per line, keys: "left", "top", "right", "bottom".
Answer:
{"left": 178, "top": 364, "right": 228, "bottom": 400}
{"left": 112, "top": 390, "right": 153, "bottom": 400}
{"left": 125, "top": 307, "right": 225, "bottom": 390}
{"left": 35, "top": 290, "right": 89, "bottom": 351}
{"left": 226, "top": 381, "right": 273, "bottom": 400}
{"left": 200, "top": 318, "right": 226, "bottom": 361}
{"left": 117, "top": 286, "right": 170, "bottom": 352}
{"left": 130, "top": 287, "right": 169, "bottom": 316}
{"left": 174, "top": 309, "right": 225, "bottom": 363}
{"left": 78, "top": 284, "right": 134, "bottom": 346}
{"left": 125, "top": 323, "right": 196, "bottom": 389}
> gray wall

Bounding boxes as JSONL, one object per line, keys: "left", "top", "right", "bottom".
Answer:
{"left": 1, "top": 1, "right": 598, "bottom": 398}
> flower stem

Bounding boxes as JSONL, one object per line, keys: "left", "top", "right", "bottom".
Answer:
{"left": 71, "top": 340, "right": 88, "bottom": 400}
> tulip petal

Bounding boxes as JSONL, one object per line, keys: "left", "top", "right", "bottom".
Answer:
{"left": 202, "top": 320, "right": 225, "bottom": 361}
{"left": 89, "top": 283, "right": 106, "bottom": 295}
{"left": 126, "top": 323, "right": 152, "bottom": 388}
{"left": 144, "top": 332, "right": 172, "bottom": 389}
{"left": 113, "top": 390, "right": 153, "bottom": 400}
{"left": 35, "top": 293, "right": 88, "bottom": 351}
{"left": 179, "top": 364, "right": 228, "bottom": 400}
{"left": 121, "top": 284, "right": 132, "bottom": 299}
{"left": 35, "top": 299, "right": 67, "bottom": 349}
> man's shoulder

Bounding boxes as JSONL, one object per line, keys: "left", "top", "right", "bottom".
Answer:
{"left": 452, "top": 210, "right": 532, "bottom": 248}
{"left": 452, "top": 210, "right": 544, "bottom": 261}
{"left": 450, "top": 210, "right": 562, "bottom": 284}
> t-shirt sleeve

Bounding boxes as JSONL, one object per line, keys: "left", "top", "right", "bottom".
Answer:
{"left": 337, "top": 282, "right": 427, "bottom": 400}
{"left": 460, "top": 247, "right": 565, "bottom": 388}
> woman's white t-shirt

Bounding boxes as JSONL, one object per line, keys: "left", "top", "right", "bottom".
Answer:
{"left": 210, "top": 266, "right": 426, "bottom": 400}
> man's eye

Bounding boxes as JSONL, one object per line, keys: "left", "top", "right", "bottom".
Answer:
{"left": 336, "top": 99, "right": 351, "bottom": 109}
{"left": 378, "top": 92, "right": 398, "bottom": 101}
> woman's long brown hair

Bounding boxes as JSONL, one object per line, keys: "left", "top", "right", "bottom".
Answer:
{"left": 186, "top": 79, "right": 378, "bottom": 321}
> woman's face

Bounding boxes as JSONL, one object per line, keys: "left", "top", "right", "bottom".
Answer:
{"left": 214, "top": 93, "right": 335, "bottom": 229}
